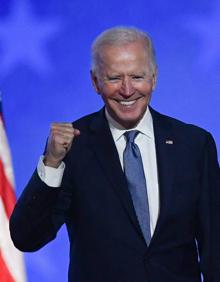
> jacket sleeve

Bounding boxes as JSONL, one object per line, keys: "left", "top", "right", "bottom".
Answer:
{"left": 9, "top": 169, "right": 72, "bottom": 252}
{"left": 195, "top": 132, "right": 220, "bottom": 282}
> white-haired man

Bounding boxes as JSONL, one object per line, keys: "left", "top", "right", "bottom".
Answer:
{"left": 10, "top": 27, "right": 220, "bottom": 282}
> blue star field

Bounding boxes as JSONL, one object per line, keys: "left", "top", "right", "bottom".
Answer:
{"left": 0, "top": 0, "right": 219, "bottom": 281}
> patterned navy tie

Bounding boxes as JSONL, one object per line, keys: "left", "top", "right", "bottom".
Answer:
{"left": 123, "top": 130, "right": 151, "bottom": 245}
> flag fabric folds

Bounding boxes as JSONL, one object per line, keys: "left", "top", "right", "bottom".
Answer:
{"left": 0, "top": 99, "right": 26, "bottom": 282}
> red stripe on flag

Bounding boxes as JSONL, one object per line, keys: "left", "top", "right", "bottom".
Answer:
{"left": 0, "top": 160, "right": 16, "bottom": 218}
{"left": 0, "top": 251, "right": 15, "bottom": 282}
{"left": 0, "top": 100, "right": 26, "bottom": 281}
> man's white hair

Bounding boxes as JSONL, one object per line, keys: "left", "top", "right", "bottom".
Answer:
{"left": 91, "top": 26, "right": 157, "bottom": 74}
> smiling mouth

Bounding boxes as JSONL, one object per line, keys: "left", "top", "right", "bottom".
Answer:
{"left": 114, "top": 98, "right": 141, "bottom": 106}
{"left": 119, "top": 100, "right": 136, "bottom": 106}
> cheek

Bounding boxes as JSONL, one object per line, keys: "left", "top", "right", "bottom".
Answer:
{"left": 141, "top": 86, "right": 154, "bottom": 97}
{"left": 101, "top": 85, "right": 119, "bottom": 97}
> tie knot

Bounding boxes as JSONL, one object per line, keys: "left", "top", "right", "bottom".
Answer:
{"left": 124, "top": 130, "right": 139, "bottom": 144}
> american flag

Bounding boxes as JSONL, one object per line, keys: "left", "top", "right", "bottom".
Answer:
{"left": 0, "top": 97, "right": 26, "bottom": 281}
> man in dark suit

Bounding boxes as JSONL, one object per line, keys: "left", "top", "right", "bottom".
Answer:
{"left": 10, "top": 27, "right": 220, "bottom": 282}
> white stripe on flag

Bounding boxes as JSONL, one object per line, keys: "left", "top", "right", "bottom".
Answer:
{"left": 0, "top": 198, "right": 26, "bottom": 282}
{"left": 0, "top": 106, "right": 26, "bottom": 281}
{"left": 0, "top": 117, "right": 14, "bottom": 187}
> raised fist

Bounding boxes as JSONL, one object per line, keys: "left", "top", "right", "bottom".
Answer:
{"left": 44, "top": 123, "right": 80, "bottom": 168}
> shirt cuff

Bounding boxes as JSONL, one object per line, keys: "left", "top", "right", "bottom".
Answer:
{"left": 37, "top": 156, "right": 65, "bottom": 188}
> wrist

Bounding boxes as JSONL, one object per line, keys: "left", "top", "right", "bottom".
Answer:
{"left": 43, "top": 155, "right": 62, "bottom": 168}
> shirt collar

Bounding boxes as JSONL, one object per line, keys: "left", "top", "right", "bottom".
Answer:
{"left": 105, "top": 106, "right": 154, "bottom": 142}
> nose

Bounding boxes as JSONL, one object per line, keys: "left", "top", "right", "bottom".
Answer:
{"left": 120, "top": 77, "right": 135, "bottom": 97}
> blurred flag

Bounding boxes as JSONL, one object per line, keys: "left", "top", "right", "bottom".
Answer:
{"left": 0, "top": 97, "right": 26, "bottom": 281}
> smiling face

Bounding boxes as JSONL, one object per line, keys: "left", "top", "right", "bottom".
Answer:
{"left": 91, "top": 41, "right": 157, "bottom": 129}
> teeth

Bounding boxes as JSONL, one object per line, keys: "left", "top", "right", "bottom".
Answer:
{"left": 119, "top": 100, "right": 136, "bottom": 106}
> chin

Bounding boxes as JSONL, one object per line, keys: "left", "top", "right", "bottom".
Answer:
{"left": 118, "top": 113, "right": 144, "bottom": 127}
{"left": 117, "top": 117, "right": 141, "bottom": 129}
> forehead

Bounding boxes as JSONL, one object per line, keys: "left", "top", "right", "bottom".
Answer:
{"left": 98, "top": 42, "right": 150, "bottom": 73}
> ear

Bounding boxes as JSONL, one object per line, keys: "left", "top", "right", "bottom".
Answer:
{"left": 151, "top": 68, "right": 158, "bottom": 91}
{"left": 90, "top": 70, "right": 101, "bottom": 94}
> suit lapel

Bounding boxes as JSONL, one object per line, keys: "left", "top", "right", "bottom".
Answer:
{"left": 89, "top": 109, "right": 143, "bottom": 238}
{"left": 149, "top": 108, "right": 177, "bottom": 245}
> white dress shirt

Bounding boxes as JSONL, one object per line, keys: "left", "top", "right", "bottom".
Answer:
{"left": 38, "top": 156, "right": 65, "bottom": 187}
{"left": 38, "top": 107, "right": 160, "bottom": 235}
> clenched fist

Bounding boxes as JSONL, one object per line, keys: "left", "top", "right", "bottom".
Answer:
{"left": 44, "top": 123, "right": 80, "bottom": 168}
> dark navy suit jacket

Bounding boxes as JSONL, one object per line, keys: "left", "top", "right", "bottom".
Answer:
{"left": 10, "top": 107, "right": 220, "bottom": 282}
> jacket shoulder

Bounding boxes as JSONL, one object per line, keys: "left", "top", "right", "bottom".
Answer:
{"left": 151, "top": 108, "right": 210, "bottom": 137}
{"left": 150, "top": 108, "right": 217, "bottom": 153}
{"left": 71, "top": 109, "right": 103, "bottom": 130}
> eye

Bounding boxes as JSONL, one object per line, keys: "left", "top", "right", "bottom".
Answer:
{"left": 106, "top": 76, "right": 121, "bottom": 83}
{"left": 132, "top": 75, "right": 144, "bottom": 80}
